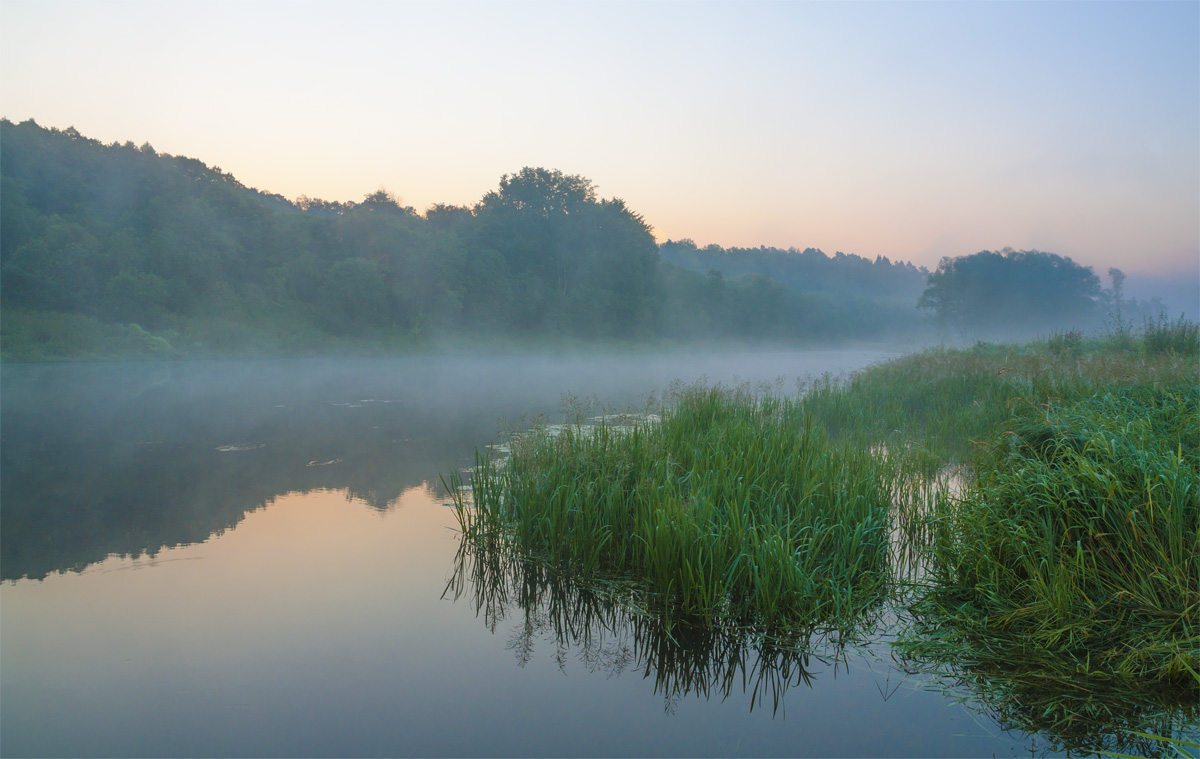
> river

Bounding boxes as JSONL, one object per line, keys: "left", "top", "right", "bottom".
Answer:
{"left": 0, "top": 351, "right": 1152, "bottom": 757}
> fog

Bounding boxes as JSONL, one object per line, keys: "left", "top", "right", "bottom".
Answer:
{"left": 0, "top": 348, "right": 894, "bottom": 582}
{"left": 1126, "top": 269, "right": 1200, "bottom": 322}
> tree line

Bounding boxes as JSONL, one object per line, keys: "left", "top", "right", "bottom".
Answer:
{"left": 1, "top": 119, "right": 1155, "bottom": 359}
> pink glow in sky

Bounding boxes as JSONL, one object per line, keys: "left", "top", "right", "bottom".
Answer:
{"left": 2, "top": 0, "right": 1197, "bottom": 277}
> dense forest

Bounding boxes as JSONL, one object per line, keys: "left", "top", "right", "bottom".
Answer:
{"left": 0, "top": 119, "right": 1158, "bottom": 359}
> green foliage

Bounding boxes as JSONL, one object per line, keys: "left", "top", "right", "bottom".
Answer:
{"left": 1144, "top": 313, "right": 1200, "bottom": 357}
{"left": 659, "top": 240, "right": 930, "bottom": 342}
{"left": 918, "top": 248, "right": 1102, "bottom": 340}
{"left": 0, "top": 308, "right": 177, "bottom": 360}
{"left": 318, "top": 257, "right": 391, "bottom": 334}
{"left": 917, "top": 389, "right": 1198, "bottom": 685}
{"left": 103, "top": 270, "right": 170, "bottom": 326}
{"left": 1, "top": 120, "right": 942, "bottom": 359}
{"left": 451, "top": 384, "right": 911, "bottom": 632}
{"left": 659, "top": 239, "right": 929, "bottom": 305}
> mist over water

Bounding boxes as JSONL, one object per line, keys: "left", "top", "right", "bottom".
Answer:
{"left": 1, "top": 348, "right": 1065, "bottom": 758}
{"left": 1, "top": 349, "right": 895, "bottom": 580}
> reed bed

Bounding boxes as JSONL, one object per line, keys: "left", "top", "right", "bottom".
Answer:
{"left": 799, "top": 334, "right": 1198, "bottom": 461}
{"left": 448, "top": 320, "right": 1200, "bottom": 709}
{"left": 449, "top": 384, "right": 912, "bottom": 631}
{"left": 907, "top": 386, "right": 1199, "bottom": 685}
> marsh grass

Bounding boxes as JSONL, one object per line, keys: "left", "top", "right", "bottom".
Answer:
{"left": 449, "top": 383, "right": 914, "bottom": 632}
{"left": 910, "top": 388, "right": 1199, "bottom": 683}
{"left": 798, "top": 335, "right": 1197, "bottom": 462}
{"left": 447, "top": 319, "right": 1200, "bottom": 748}
{"left": 1144, "top": 313, "right": 1200, "bottom": 357}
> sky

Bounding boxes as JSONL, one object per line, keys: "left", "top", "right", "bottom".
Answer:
{"left": 2, "top": 0, "right": 1197, "bottom": 278}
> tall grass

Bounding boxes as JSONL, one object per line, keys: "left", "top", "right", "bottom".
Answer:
{"left": 799, "top": 334, "right": 1198, "bottom": 462}
{"left": 1144, "top": 313, "right": 1200, "bottom": 357}
{"left": 448, "top": 319, "right": 1200, "bottom": 709}
{"left": 449, "top": 384, "right": 912, "bottom": 632}
{"left": 905, "top": 388, "right": 1199, "bottom": 685}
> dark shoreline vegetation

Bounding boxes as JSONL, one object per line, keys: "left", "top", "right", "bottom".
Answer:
{"left": 1, "top": 118, "right": 1183, "bottom": 362}
{"left": 447, "top": 325, "right": 1199, "bottom": 755}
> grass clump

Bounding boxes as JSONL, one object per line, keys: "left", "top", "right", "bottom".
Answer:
{"left": 450, "top": 384, "right": 905, "bottom": 632}
{"left": 1144, "top": 313, "right": 1200, "bottom": 357}
{"left": 906, "top": 386, "right": 1199, "bottom": 686}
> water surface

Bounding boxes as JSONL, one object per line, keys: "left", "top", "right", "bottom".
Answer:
{"left": 2, "top": 352, "right": 1180, "bottom": 757}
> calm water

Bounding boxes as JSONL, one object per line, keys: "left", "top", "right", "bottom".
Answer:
{"left": 0, "top": 352, "right": 1184, "bottom": 757}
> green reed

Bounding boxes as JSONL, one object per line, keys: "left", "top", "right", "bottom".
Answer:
{"left": 449, "top": 384, "right": 909, "bottom": 631}
{"left": 910, "top": 387, "right": 1199, "bottom": 685}
{"left": 447, "top": 321, "right": 1199, "bottom": 699}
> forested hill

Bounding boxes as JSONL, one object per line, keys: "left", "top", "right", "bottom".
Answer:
{"left": 0, "top": 119, "right": 930, "bottom": 360}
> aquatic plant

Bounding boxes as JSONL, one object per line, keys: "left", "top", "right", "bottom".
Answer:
{"left": 449, "top": 383, "right": 909, "bottom": 632}
{"left": 446, "top": 322, "right": 1200, "bottom": 746}
{"left": 911, "top": 387, "right": 1199, "bottom": 686}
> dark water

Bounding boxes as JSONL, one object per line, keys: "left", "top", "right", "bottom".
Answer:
{"left": 0, "top": 352, "right": 1187, "bottom": 757}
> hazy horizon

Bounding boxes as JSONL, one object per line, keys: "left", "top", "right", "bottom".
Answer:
{"left": 2, "top": 0, "right": 1198, "bottom": 280}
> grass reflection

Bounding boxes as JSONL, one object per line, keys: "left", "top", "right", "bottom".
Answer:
{"left": 444, "top": 532, "right": 867, "bottom": 716}
{"left": 445, "top": 328, "right": 1199, "bottom": 753}
{"left": 894, "top": 634, "right": 1199, "bottom": 758}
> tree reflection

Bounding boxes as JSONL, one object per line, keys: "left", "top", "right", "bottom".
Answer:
{"left": 0, "top": 360, "right": 510, "bottom": 581}
{"left": 444, "top": 532, "right": 869, "bottom": 716}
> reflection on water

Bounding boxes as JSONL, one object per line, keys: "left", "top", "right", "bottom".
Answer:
{"left": 1, "top": 351, "right": 890, "bottom": 582}
{"left": 444, "top": 529, "right": 864, "bottom": 718}
{"left": 896, "top": 604, "right": 1200, "bottom": 758}
{"left": 926, "top": 664, "right": 1198, "bottom": 758}
{"left": 4, "top": 353, "right": 1190, "bottom": 757}
{"left": 1, "top": 486, "right": 471, "bottom": 758}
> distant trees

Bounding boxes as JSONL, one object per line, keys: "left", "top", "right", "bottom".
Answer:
{"left": 657, "top": 240, "right": 931, "bottom": 341}
{"left": 319, "top": 258, "right": 391, "bottom": 334}
{"left": 1, "top": 119, "right": 944, "bottom": 358}
{"left": 918, "top": 249, "right": 1102, "bottom": 339}
{"left": 658, "top": 239, "right": 929, "bottom": 305}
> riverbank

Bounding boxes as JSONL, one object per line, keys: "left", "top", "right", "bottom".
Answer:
{"left": 451, "top": 321, "right": 1199, "bottom": 706}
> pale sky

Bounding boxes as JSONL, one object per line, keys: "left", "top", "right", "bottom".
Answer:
{"left": 2, "top": 0, "right": 1197, "bottom": 276}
